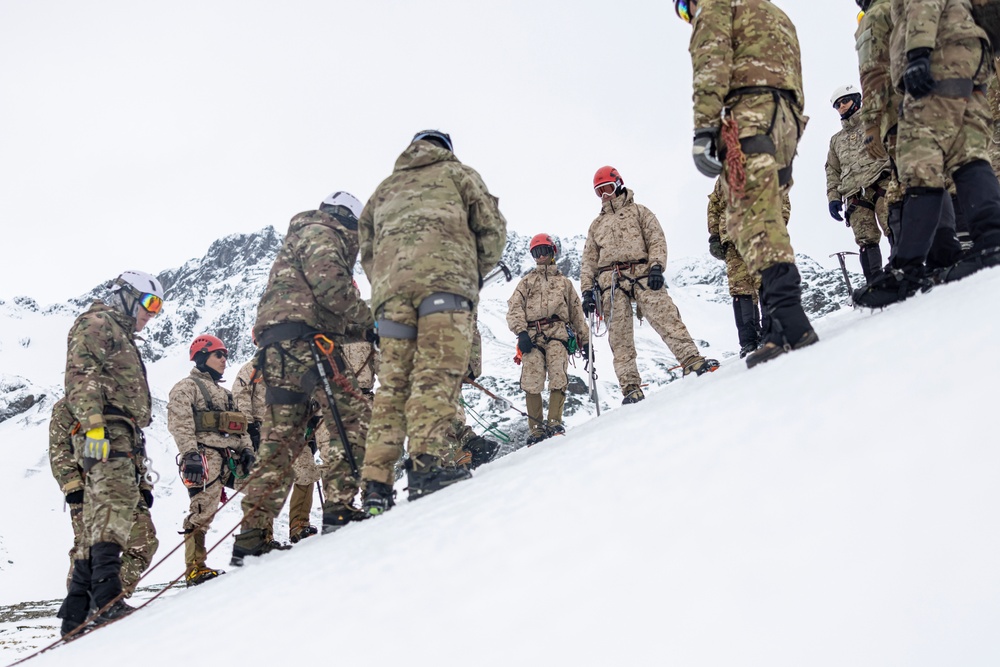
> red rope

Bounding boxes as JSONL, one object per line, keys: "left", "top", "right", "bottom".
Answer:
{"left": 722, "top": 116, "right": 746, "bottom": 204}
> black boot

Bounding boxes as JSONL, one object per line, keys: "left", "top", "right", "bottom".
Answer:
{"left": 746, "top": 263, "right": 818, "bottom": 369}
{"left": 89, "top": 542, "right": 133, "bottom": 625}
{"left": 362, "top": 480, "right": 396, "bottom": 516}
{"left": 943, "top": 160, "right": 1000, "bottom": 281}
{"left": 57, "top": 559, "right": 92, "bottom": 636}
{"left": 406, "top": 454, "right": 472, "bottom": 501}
{"left": 886, "top": 202, "right": 902, "bottom": 260}
{"left": 321, "top": 503, "right": 367, "bottom": 534}
{"left": 732, "top": 295, "right": 761, "bottom": 358}
{"left": 858, "top": 244, "right": 883, "bottom": 284}
{"left": 463, "top": 435, "right": 499, "bottom": 469}
{"left": 950, "top": 194, "right": 974, "bottom": 251}
{"left": 230, "top": 528, "right": 275, "bottom": 567}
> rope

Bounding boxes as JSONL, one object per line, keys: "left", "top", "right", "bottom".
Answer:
{"left": 722, "top": 114, "right": 746, "bottom": 205}
{"left": 459, "top": 396, "right": 512, "bottom": 443}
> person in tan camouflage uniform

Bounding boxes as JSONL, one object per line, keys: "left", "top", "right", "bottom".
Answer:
{"left": 507, "top": 234, "right": 591, "bottom": 445}
{"left": 676, "top": 0, "right": 818, "bottom": 369}
{"left": 358, "top": 130, "right": 506, "bottom": 512}
{"left": 855, "top": 0, "right": 1000, "bottom": 305}
{"left": 56, "top": 270, "right": 163, "bottom": 635}
{"left": 168, "top": 334, "right": 254, "bottom": 585}
{"left": 581, "top": 167, "right": 718, "bottom": 404}
{"left": 49, "top": 397, "right": 158, "bottom": 596}
{"left": 231, "top": 191, "right": 375, "bottom": 566}
{"left": 825, "top": 84, "right": 893, "bottom": 283}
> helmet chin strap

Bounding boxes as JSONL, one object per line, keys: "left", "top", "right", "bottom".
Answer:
{"left": 114, "top": 285, "right": 140, "bottom": 318}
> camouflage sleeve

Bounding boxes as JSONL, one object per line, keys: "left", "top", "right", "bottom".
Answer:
{"left": 580, "top": 221, "right": 600, "bottom": 291}
{"left": 458, "top": 166, "right": 507, "bottom": 282}
{"left": 48, "top": 401, "right": 82, "bottom": 494}
{"left": 826, "top": 137, "right": 843, "bottom": 202}
{"left": 689, "top": 0, "right": 733, "bottom": 130}
{"left": 903, "top": 0, "right": 943, "bottom": 53}
{"left": 469, "top": 323, "right": 482, "bottom": 379}
{"left": 358, "top": 198, "right": 375, "bottom": 283}
{"left": 297, "top": 225, "right": 374, "bottom": 333}
{"left": 782, "top": 191, "right": 792, "bottom": 226}
{"left": 167, "top": 379, "right": 199, "bottom": 457}
{"left": 857, "top": 9, "right": 892, "bottom": 135}
{"left": 231, "top": 365, "right": 253, "bottom": 416}
{"left": 637, "top": 205, "right": 668, "bottom": 269}
{"left": 707, "top": 178, "right": 725, "bottom": 236}
{"left": 64, "top": 313, "right": 112, "bottom": 430}
{"left": 566, "top": 280, "right": 590, "bottom": 347}
{"left": 506, "top": 278, "right": 530, "bottom": 334}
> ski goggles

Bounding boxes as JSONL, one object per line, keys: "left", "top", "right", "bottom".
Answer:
{"left": 594, "top": 182, "right": 617, "bottom": 197}
{"left": 139, "top": 292, "right": 163, "bottom": 315}
{"left": 675, "top": 0, "right": 693, "bottom": 23}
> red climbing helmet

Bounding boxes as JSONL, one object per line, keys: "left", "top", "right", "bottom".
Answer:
{"left": 593, "top": 166, "right": 623, "bottom": 195}
{"left": 189, "top": 334, "right": 228, "bottom": 361}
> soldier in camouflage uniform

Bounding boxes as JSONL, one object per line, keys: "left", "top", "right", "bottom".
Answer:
{"left": 856, "top": 0, "right": 1000, "bottom": 305}
{"left": 56, "top": 270, "right": 163, "bottom": 635}
{"left": 508, "top": 234, "right": 591, "bottom": 444}
{"left": 447, "top": 316, "right": 501, "bottom": 470}
{"left": 825, "top": 84, "right": 893, "bottom": 282}
{"left": 707, "top": 177, "right": 792, "bottom": 357}
{"left": 168, "top": 334, "right": 254, "bottom": 585}
{"left": 231, "top": 191, "right": 375, "bottom": 566}
{"left": 581, "top": 167, "right": 718, "bottom": 404}
{"left": 49, "top": 398, "right": 158, "bottom": 596}
{"left": 988, "top": 62, "right": 1000, "bottom": 179}
{"left": 358, "top": 130, "right": 506, "bottom": 511}
{"left": 676, "top": 0, "right": 818, "bottom": 369}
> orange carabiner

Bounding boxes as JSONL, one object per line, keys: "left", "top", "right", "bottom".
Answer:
{"left": 314, "top": 334, "right": 335, "bottom": 357}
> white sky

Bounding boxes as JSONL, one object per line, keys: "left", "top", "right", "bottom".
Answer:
{"left": 0, "top": 1, "right": 861, "bottom": 304}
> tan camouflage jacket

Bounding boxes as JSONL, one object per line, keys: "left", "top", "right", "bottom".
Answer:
{"left": 254, "top": 210, "right": 373, "bottom": 343}
{"left": 890, "top": 0, "right": 990, "bottom": 91}
{"left": 168, "top": 368, "right": 250, "bottom": 458}
{"left": 688, "top": 0, "right": 805, "bottom": 130}
{"left": 826, "top": 112, "right": 891, "bottom": 200}
{"left": 358, "top": 141, "right": 507, "bottom": 314}
{"left": 857, "top": 0, "right": 899, "bottom": 138}
{"left": 506, "top": 264, "right": 591, "bottom": 347}
{"left": 341, "top": 341, "right": 378, "bottom": 392}
{"left": 580, "top": 189, "right": 669, "bottom": 293}
{"left": 49, "top": 397, "right": 83, "bottom": 495}
{"left": 64, "top": 301, "right": 151, "bottom": 436}
{"left": 232, "top": 361, "right": 265, "bottom": 423}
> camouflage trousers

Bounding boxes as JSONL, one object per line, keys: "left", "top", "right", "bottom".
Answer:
{"left": 363, "top": 297, "right": 474, "bottom": 487}
{"left": 845, "top": 185, "right": 890, "bottom": 247}
{"left": 182, "top": 446, "right": 247, "bottom": 532}
{"left": 519, "top": 338, "right": 570, "bottom": 394}
{"left": 722, "top": 92, "right": 805, "bottom": 277}
{"left": 724, "top": 191, "right": 791, "bottom": 298}
{"left": 68, "top": 498, "right": 157, "bottom": 596}
{"left": 601, "top": 280, "right": 699, "bottom": 388}
{"left": 240, "top": 339, "right": 368, "bottom": 534}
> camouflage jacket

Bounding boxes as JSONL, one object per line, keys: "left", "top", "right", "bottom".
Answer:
{"left": 580, "top": 189, "right": 669, "bottom": 293}
{"left": 890, "top": 0, "right": 990, "bottom": 91}
{"left": 232, "top": 361, "right": 265, "bottom": 423}
{"left": 254, "top": 209, "right": 373, "bottom": 343}
{"left": 857, "top": 0, "right": 899, "bottom": 138}
{"left": 49, "top": 397, "right": 83, "bottom": 495}
{"left": 358, "top": 141, "right": 507, "bottom": 314}
{"left": 167, "top": 368, "right": 250, "bottom": 457}
{"left": 64, "top": 301, "right": 151, "bottom": 433}
{"left": 506, "top": 264, "right": 591, "bottom": 346}
{"left": 826, "top": 112, "right": 891, "bottom": 200}
{"left": 341, "top": 341, "right": 378, "bottom": 392}
{"left": 688, "top": 0, "right": 805, "bottom": 130}
{"left": 707, "top": 178, "right": 729, "bottom": 242}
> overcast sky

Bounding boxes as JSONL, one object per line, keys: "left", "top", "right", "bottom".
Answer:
{"left": 1, "top": 1, "right": 860, "bottom": 303}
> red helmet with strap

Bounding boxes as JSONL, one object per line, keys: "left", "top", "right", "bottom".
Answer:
{"left": 529, "top": 233, "right": 558, "bottom": 254}
{"left": 189, "top": 334, "right": 228, "bottom": 361}
{"left": 593, "top": 166, "right": 623, "bottom": 190}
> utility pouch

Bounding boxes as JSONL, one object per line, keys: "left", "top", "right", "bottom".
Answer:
{"left": 193, "top": 410, "right": 247, "bottom": 434}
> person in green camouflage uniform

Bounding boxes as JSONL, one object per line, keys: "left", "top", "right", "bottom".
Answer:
{"left": 677, "top": 0, "right": 818, "bottom": 369}
{"left": 856, "top": 0, "right": 1000, "bottom": 305}
{"left": 707, "top": 177, "right": 792, "bottom": 357}
{"left": 49, "top": 398, "right": 158, "bottom": 596}
{"left": 231, "top": 192, "right": 375, "bottom": 565}
{"left": 508, "top": 234, "right": 591, "bottom": 444}
{"left": 825, "top": 84, "right": 893, "bottom": 282}
{"left": 358, "top": 130, "right": 506, "bottom": 511}
{"left": 57, "top": 270, "right": 163, "bottom": 635}
{"left": 168, "top": 334, "right": 253, "bottom": 585}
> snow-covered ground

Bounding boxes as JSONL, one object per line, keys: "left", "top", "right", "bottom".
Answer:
{"left": 3, "top": 266, "right": 998, "bottom": 666}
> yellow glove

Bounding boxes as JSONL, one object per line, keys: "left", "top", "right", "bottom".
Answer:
{"left": 83, "top": 426, "right": 110, "bottom": 461}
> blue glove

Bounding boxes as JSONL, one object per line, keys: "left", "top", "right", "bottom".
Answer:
{"left": 829, "top": 200, "right": 843, "bottom": 221}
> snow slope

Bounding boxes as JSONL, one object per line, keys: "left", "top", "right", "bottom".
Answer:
{"left": 7, "top": 267, "right": 1000, "bottom": 667}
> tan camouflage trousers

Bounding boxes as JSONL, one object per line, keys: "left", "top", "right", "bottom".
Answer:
{"left": 68, "top": 499, "right": 157, "bottom": 596}
{"left": 182, "top": 447, "right": 244, "bottom": 532}
{"left": 845, "top": 195, "right": 888, "bottom": 247}
{"left": 363, "top": 300, "right": 474, "bottom": 487}
{"left": 519, "top": 338, "right": 570, "bottom": 394}
{"left": 601, "top": 282, "right": 699, "bottom": 388}
{"left": 240, "top": 340, "right": 367, "bottom": 534}
{"left": 288, "top": 483, "right": 314, "bottom": 534}
{"left": 897, "top": 91, "right": 992, "bottom": 190}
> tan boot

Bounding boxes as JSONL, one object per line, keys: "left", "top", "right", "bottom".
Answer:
{"left": 526, "top": 393, "right": 547, "bottom": 445}
{"left": 547, "top": 389, "right": 566, "bottom": 435}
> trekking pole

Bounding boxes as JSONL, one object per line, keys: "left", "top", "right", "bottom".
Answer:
{"left": 309, "top": 336, "right": 360, "bottom": 479}
{"left": 463, "top": 378, "right": 552, "bottom": 434}
{"left": 829, "top": 251, "right": 858, "bottom": 303}
{"left": 586, "top": 312, "right": 600, "bottom": 417}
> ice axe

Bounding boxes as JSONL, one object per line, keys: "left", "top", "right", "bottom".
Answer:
{"left": 481, "top": 261, "right": 513, "bottom": 288}
{"left": 829, "top": 251, "right": 858, "bottom": 303}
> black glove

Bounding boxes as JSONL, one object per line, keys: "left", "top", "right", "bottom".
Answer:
{"left": 829, "top": 200, "right": 844, "bottom": 221}
{"left": 65, "top": 490, "right": 84, "bottom": 505}
{"left": 709, "top": 234, "right": 726, "bottom": 260}
{"left": 904, "top": 48, "right": 934, "bottom": 98}
{"left": 581, "top": 290, "right": 597, "bottom": 317}
{"left": 517, "top": 331, "right": 534, "bottom": 354}
{"left": 646, "top": 265, "right": 664, "bottom": 291}
{"left": 181, "top": 451, "right": 205, "bottom": 486}
{"left": 247, "top": 421, "right": 261, "bottom": 451}
{"left": 692, "top": 128, "right": 723, "bottom": 177}
{"left": 465, "top": 365, "right": 477, "bottom": 382}
{"left": 582, "top": 343, "right": 594, "bottom": 371}
{"left": 365, "top": 327, "right": 380, "bottom": 347}
{"left": 140, "top": 489, "right": 154, "bottom": 508}
{"left": 239, "top": 448, "right": 256, "bottom": 475}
